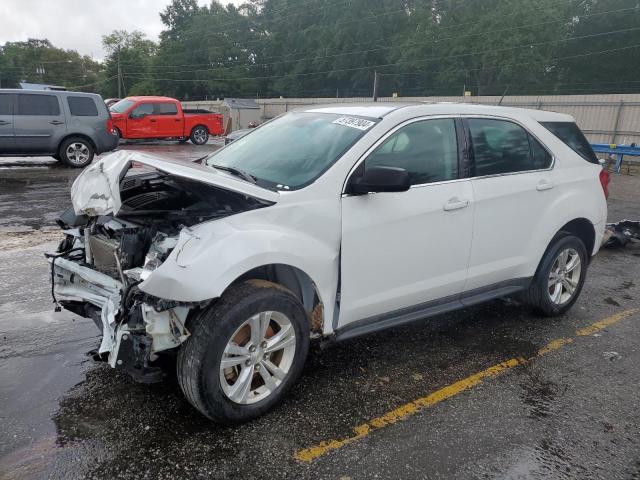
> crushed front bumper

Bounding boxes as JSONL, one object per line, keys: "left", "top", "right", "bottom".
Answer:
{"left": 50, "top": 256, "right": 190, "bottom": 381}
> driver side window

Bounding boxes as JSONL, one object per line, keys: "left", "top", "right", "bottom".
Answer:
{"left": 366, "top": 118, "right": 459, "bottom": 185}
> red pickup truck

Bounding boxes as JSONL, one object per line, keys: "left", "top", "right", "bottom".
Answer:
{"left": 109, "top": 96, "right": 224, "bottom": 145}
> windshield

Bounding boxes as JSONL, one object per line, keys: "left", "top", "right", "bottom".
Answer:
{"left": 109, "top": 99, "right": 135, "bottom": 113}
{"left": 205, "top": 112, "right": 376, "bottom": 190}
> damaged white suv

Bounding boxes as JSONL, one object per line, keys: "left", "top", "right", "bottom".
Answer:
{"left": 48, "top": 103, "right": 608, "bottom": 423}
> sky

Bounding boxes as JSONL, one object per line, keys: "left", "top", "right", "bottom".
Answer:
{"left": 0, "top": 0, "right": 244, "bottom": 60}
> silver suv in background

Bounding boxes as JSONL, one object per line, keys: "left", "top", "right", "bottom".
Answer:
{"left": 0, "top": 89, "right": 118, "bottom": 167}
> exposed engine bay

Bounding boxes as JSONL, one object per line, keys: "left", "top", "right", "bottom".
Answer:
{"left": 48, "top": 160, "right": 272, "bottom": 382}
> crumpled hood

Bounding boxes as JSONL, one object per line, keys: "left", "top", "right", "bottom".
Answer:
{"left": 71, "top": 150, "right": 279, "bottom": 216}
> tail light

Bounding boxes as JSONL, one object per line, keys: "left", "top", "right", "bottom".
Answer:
{"left": 599, "top": 168, "right": 610, "bottom": 199}
{"left": 106, "top": 118, "right": 114, "bottom": 134}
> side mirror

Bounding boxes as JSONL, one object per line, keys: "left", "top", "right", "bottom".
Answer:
{"left": 350, "top": 165, "right": 411, "bottom": 195}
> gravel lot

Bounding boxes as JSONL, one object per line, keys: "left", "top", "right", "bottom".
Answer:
{"left": 1, "top": 146, "right": 639, "bottom": 480}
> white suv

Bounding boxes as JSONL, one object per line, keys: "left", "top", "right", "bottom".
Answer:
{"left": 48, "top": 103, "right": 608, "bottom": 423}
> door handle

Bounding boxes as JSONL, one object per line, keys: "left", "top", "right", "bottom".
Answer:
{"left": 49, "top": 120, "right": 64, "bottom": 125}
{"left": 443, "top": 198, "right": 470, "bottom": 211}
{"left": 174, "top": 119, "right": 181, "bottom": 122}
{"left": 536, "top": 179, "right": 554, "bottom": 191}
{"left": 149, "top": 119, "right": 157, "bottom": 123}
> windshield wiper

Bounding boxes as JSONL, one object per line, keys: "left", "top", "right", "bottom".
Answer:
{"left": 211, "top": 164, "right": 257, "bottom": 184}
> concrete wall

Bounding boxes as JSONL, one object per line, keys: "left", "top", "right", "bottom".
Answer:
{"left": 185, "top": 94, "right": 640, "bottom": 145}
{"left": 181, "top": 101, "right": 261, "bottom": 132}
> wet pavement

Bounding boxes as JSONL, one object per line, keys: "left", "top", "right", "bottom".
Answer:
{"left": 1, "top": 148, "right": 639, "bottom": 479}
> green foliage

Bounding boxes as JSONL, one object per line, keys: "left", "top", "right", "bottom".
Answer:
{"left": 0, "top": 39, "right": 102, "bottom": 91}
{"left": 101, "top": 30, "right": 157, "bottom": 98}
{"left": 2, "top": 0, "right": 639, "bottom": 98}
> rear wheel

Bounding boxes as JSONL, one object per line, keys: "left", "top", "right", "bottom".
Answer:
{"left": 59, "top": 137, "right": 94, "bottom": 168}
{"left": 189, "top": 125, "right": 209, "bottom": 145}
{"left": 177, "top": 281, "right": 309, "bottom": 423}
{"left": 522, "top": 234, "right": 588, "bottom": 316}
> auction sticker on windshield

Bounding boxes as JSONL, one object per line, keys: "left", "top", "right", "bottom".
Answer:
{"left": 332, "top": 116, "right": 376, "bottom": 131}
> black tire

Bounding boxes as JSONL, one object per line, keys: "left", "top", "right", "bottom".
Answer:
{"left": 114, "top": 127, "right": 121, "bottom": 145}
{"left": 177, "top": 280, "right": 310, "bottom": 424}
{"left": 59, "top": 137, "right": 95, "bottom": 168}
{"left": 189, "top": 125, "right": 209, "bottom": 145}
{"left": 522, "top": 234, "right": 588, "bottom": 317}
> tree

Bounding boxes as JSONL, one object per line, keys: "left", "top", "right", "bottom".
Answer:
{"left": 101, "top": 30, "right": 158, "bottom": 98}
{"left": 0, "top": 39, "right": 102, "bottom": 91}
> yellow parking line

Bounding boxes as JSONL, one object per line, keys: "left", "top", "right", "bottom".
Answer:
{"left": 294, "top": 309, "right": 637, "bottom": 463}
{"left": 576, "top": 308, "right": 637, "bottom": 336}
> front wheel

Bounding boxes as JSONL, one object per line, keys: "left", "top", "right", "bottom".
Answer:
{"left": 177, "top": 281, "right": 309, "bottom": 423}
{"left": 522, "top": 234, "right": 588, "bottom": 316}
{"left": 189, "top": 126, "right": 209, "bottom": 145}
{"left": 59, "top": 137, "right": 94, "bottom": 168}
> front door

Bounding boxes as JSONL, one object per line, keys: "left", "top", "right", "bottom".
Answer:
{"left": 13, "top": 93, "right": 66, "bottom": 153}
{"left": 0, "top": 92, "right": 14, "bottom": 151}
{"left": 126, "top": 102, "right": 157, "bottom": 138}
{"left": 339, "top": 117, "right": 474, "bottom": 327}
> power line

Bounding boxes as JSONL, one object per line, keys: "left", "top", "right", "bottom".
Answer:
{"left": 118, "top": 6, "right": 638, "bottom": 76}
{"left": 122, "top": 27, "right": 640, "bottom": 83}
{"left": 123, "top": 0, "right": 588, "bottom": 66}
{"left": 67, "top": 74, "right": 118, "bottom": 90}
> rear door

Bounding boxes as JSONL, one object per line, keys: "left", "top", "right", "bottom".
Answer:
{"left": 0, "top": 92, "right": 14, "bottom": 151}
{"left": 462, "top": 117, "right": 556, "bottom": 291}
{"left": 154, "top": 101, "right": 183, "bottom": 137}
{"left": 126, "top": 102, "right": 156, "bottom": 138}
{"left": 13, "top": 93, "right": 66, "bottom": 153}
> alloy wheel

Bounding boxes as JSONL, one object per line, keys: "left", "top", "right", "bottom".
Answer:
{"left": 548, "top": 247, "right": 581, "bottom": 305}
{"left": 219, "top": 311, "right": 296, "bottom": 404}
{"left": 193, "top": 128, "right": 208, "bottom": 144}
{"left": 66, "top": 142, "right": 90, "bottom": 165}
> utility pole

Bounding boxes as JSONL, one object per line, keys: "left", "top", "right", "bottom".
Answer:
{"left": 372, "top": 70, "right": 379, "bottom": 102}
{"left": 36, "top": 65, "right": 45, "bottom": 83}
{"left": 117, "top": 47, "right": 122, "bottom": 98}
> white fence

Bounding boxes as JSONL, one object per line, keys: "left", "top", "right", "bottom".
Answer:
{"left": 184, "top": 93, "right": 640, "bottom": 146}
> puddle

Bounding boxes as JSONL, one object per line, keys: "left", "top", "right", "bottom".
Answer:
{"left": 519, "top": 368, "right": 562, "bottom": 419}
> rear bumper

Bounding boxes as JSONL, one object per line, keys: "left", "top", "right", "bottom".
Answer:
{"left": 593, "top": 219, "right": 606, "bottom": 255}
{"left": 95, "top": 131, "right": 119, "bottom": 154}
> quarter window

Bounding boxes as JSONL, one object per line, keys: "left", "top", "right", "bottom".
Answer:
{"left": 67, "top": 96, "right": 99, "bottom": 116}
{"left": 366, "top": 119, "right": 459, "bottom": 185}
{"left": 155, "top": 102, "right": 178, "bottom": 115}
{"left": 540, "top": 121, "right": 598, "bottom": 164}
{"left": 0, "top": 94, "right": 11, "bottom": 115}
{"left": 468, "top": 118, "right": 551, "bottom": 176}
{"left": 16, "top": 94, "right": 60, "bottom": 116}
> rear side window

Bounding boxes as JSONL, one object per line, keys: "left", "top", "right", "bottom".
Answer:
{"left": 0, "top": 94, "right": 11, "bottom": 115}
{"left": 16, "top": 94, "right": 60, "bottom": 116}
{"left": 468, "top": 118, "right": 552, "bottom": 176}
{"left": 155, "top": 102, "right": 178, "bottom": 115}
{"left": 67, "top": 96, "right": 98, "bottom": 116}
{"left": 540, "top": 122, "right": 598, "bottom": 164}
